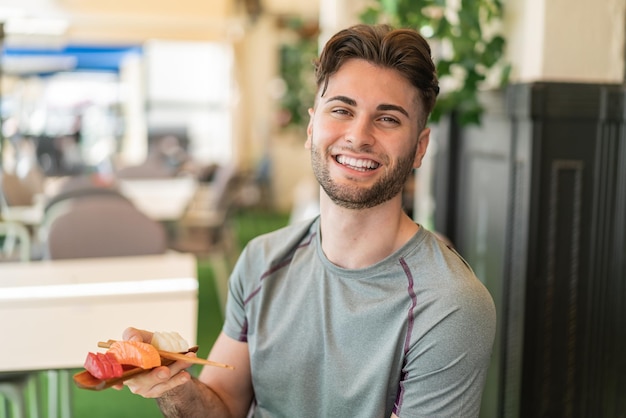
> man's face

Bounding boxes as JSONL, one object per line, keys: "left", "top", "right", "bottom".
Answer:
{"left": 305, "top": 58, "right": 430, "bottom": 210}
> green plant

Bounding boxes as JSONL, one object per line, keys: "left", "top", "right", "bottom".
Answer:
{"left": 360, "top": 0, "right": 511, "bottom": 125}
{"left": 277, "top": 18, "right": 319, "bottom": 131}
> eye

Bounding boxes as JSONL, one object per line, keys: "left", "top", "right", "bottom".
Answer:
{"left": 378, "top": 116, "right": 400, "bottom": 125}
{"left": 332, "top": 108, "right": 351, "bottom": 115}
{"left": 330, "top": 107, "right": 352, "bottom": 119}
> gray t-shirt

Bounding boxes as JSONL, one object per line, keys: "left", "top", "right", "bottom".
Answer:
{"left": 223, "top": 216, "right": 496, "bottom": 418}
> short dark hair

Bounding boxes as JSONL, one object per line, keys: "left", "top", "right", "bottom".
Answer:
{"left": 314, "top": 24, "right": 439, "bottom": 126}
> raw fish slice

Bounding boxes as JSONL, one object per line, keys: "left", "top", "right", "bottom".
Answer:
{"left": 151, "top": 331, "right": 189, "bottom": 352}
{"left": 107, "top": 340, "right": 161, "bottom": 369}
{"left": 74, "top": 361, "right": 174, "bottom": 391}
{"left": 84, "top": 352, "right": 123, "bottom": 380}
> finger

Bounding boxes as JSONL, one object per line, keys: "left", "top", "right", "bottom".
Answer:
{"left": 122, "top": 327, "right": 154, "bottom": 343}
{"left": 126, "top": 367, "right": 191, "bottom": 398}
{"left": 124, "top": 366, "right": 169, "bottom": 396}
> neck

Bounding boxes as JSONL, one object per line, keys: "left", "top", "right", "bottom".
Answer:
{"left": 318, "top": 190, "right": 418, "bottom": 269}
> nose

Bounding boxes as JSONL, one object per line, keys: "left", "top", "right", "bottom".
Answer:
{"left": 344, "top": 116, "right": 374, "bottom": 149}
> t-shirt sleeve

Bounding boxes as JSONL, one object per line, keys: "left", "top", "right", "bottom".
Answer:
{"left": 222, "top": 245, "right": 251, "bottom": 343}
{"left": 220, "top": 218, "right": 318, "bottom": 344}
{"left": 394, "top": 274, "right": 496, "bottom": 417}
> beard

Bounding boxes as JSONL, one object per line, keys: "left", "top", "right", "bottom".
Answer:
{"left": 310, "top": 142, "right": 417, "bottom": 210}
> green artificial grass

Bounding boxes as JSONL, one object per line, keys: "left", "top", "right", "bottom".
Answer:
{"left": 232, "top": 208, "right": 291, "bottom": 248}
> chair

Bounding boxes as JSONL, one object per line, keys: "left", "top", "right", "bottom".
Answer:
{"left": 1, "top": 164, "right": 45, "bottom": 208}
{"left": 0, "top": 221, "right": 31, "bottom": 262}
{"left": 38, "top": 180, "right": 130, "bottom": 256}
{"left": 47, "top": 173, "right": 114, "bottom": 196}
{"left": 0, "top": 372, "right": 41, "bottom": 418}
{"left": 40, "top": 174, "right": 159, "bottom": 260}
{"left": 1, "top": 172, "right": 37, "bottom": 207}
{"left": 172, "top": 164, "right": 238, "bottom": 252}
{"left": 43, "top": 195, "right": 167, "bottom": 260}
{"left": 114, "top": 158, "right": 176, "bottom": 179}
{"left": 171, "top": 164, "right": 240, "bottom": 312}
{"left": 43, "top": 180, "right": 127, "bottom": 215}
{"left": 0, "top": 168, "right": 45, "bottom": 261}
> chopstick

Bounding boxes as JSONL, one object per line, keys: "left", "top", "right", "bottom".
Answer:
{"left": 98, "top": 340, "right": 235, "bottom": 370}
{"left": 157, "top": 350, "right": 235, "bottom": 369}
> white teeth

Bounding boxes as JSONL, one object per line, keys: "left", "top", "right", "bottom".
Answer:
{"left": 336, "top": 155, "right": 379, "bottom": 170}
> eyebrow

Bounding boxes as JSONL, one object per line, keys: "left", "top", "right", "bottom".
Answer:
{"left": 325, "top": 95, "right": 356, "bottom": 106}
{"left": 377, "top": 103, "right": 409, "bottom": 118}
{"left": 325, "top": 95, "right": 410, "bottom": 118}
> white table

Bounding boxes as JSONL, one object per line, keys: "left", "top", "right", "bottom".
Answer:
{"left": 0, "top": 252, "right": 198, "bottom": 373}
{"left": 118, "top": 177, "right": 198, "bottom": 222}
{"left": 0, "top": 252, "right": 198, "bottom": 418}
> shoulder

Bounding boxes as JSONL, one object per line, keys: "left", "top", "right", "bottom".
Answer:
{"left": 230, "top": 216, "right": 319, "bottom": 282}
{"left": 405, "top": 227, "right": 496, "bottom": 339}
{"left": 224, "top": 217, "right": 320, "bottom": 336}
{"left": 243, "top": 216, "right": 318, "bottom": 261}
{"left": 406, "top": 227, "right": 482, "bottom": 287}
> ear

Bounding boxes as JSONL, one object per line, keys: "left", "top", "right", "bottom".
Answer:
{"left": 304, "top": 107, "right": 314, "bottom": 149}
{"left": 413, "top": 128, "right": 430, "bottom": 169}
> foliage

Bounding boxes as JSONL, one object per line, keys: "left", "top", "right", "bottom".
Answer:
{"left": 360, "top": 0, "right": 511, "bottom": 125}
{"left": 277, "top": 19, "right": 319, "bottom": 131}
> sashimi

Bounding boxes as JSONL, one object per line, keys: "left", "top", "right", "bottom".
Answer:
{"left": 151, "top": 331, "right": 189, "bottom": 353}
{"left": 107, "top": 340, "right": 161, "bottom": 369}
{"left": 84, "top": 352, "right": 123, "bottom": 380}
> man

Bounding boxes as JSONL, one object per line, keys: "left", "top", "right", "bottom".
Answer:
{"left": 123, "top": 24, "right": 496, "bottom": 417}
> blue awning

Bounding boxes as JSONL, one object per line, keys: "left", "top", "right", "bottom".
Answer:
{"left": 1, "top": 44, "right": 143, "bottom": 76}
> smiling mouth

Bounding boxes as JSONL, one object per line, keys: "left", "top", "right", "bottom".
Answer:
{"left": 335, "top": 155, "right": 380, "bottom": 171}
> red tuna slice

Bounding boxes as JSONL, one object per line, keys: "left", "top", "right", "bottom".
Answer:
{"left": 84, "top": 352, "right": 124, "bottom": 380}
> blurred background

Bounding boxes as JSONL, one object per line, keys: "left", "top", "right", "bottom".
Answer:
{"left": 0, "top": 0, "right": 625, "bottom": 417}
{"left": 0, "top": 0, "right": 622, "bottom": 220}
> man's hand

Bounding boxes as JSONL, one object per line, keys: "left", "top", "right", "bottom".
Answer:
{"left": 111, "top": 327, "right": 193, "bottom": 396}
{"left": 114, "top": 329, "right": 253, "bottom": 417}
{"left": 124, "top": 354, "right": 194, "bottom": 398}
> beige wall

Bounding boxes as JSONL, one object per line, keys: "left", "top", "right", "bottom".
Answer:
{"left": 505, "top": 0, "right": 625, "bottom": 83}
